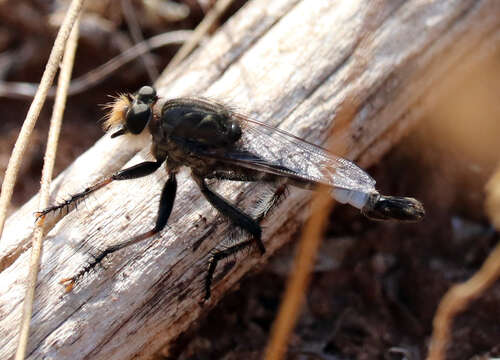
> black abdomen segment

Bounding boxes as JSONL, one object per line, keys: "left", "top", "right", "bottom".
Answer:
{"left": 362, "top": 195, "right": 425, "bottom": 221}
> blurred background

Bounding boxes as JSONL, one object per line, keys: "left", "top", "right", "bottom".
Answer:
{"left": 1, "top": 1, "right": 499, "bottom": 359}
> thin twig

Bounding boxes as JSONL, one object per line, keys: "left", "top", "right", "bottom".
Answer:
{"left": 427, "top": 168, "right": 500, "bottom": 360}
{"left": 262, "top": 98, "right": 358, "bottom": 360}
{"left": 161, "top": 0, "right": 235, "bottom": 75}
{"left": 427, "top": 244, "right": 500, "bottom": 359}
{"left": 121, "top": 0, "right": 159, "bottom": 81}
{"left": 262, "top": 8, "right": 378, "bottom": 354}
{"left": 264, "top": 185, "right": 335, "bottom": 360}
{"left": 261, "top": 94, "right": 356, "bottom": 358}
{"left": 0, "top": 30, "right": 191, "bottom": 99}
{"left": 0, "top": 0, "right": 85, "bottom": 240}
{"left": 143, "top": 0, "right": 189, "bottom": 22}
{"left": 15, "top": 15, "right": 81, "bottom": 360}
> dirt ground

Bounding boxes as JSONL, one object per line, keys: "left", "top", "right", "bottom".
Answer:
{"left": 1, "top": 1, "right": 499, "bottom": 359}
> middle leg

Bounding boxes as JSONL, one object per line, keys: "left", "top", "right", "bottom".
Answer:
{"left": 61, "top": 172, "right": 177, "bottom": 291}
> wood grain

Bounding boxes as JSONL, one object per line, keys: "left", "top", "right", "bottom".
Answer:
{"left": 1, "top": 0, "right": 499, "bottom": 359}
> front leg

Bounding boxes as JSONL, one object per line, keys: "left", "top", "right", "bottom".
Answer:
{"left": 37, "top": 159, "right": 165, "bottom": 219}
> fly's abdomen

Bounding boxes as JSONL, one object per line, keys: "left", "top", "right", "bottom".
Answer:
{"left": 361, "top": 194, "right": 425, "bottom": 222}
{"left": 331, "top": 187, "right": 371, "bottom": 210}
{"left": 331, "top": 188, "right": 425, "bottom": 222}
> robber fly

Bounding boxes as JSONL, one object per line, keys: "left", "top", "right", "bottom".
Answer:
{"left": 37, "top": 86, "right": 425, "bottom": 300}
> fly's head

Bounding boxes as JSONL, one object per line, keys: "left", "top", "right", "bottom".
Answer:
{"left": 103, "top": 86, "right": 158, "bottom": 138}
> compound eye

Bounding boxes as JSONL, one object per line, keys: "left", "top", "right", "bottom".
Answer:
{"left": 137, "top": 86, "right": 156, "bottom": 104}
{"left": 126, "top": 103, "right": 151, "bottom": 134}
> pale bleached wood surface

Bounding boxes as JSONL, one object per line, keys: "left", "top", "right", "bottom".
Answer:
{"left": 1, "top": 0, "right": 499, "bottom": 359}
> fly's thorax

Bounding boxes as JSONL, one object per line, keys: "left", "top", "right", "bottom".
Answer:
{"left": 149, "top": 99, "right": 165, "bottom": 139}
{"left": 159, "top": 98, "right": 242, "bottom": 149}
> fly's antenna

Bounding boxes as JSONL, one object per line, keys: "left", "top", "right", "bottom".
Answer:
{"left": 101, "top": 93, "right": 132, "bottom": 132}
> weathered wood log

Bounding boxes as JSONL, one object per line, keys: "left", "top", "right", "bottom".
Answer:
{"left": 1, "top": 0, "right": 499, "bottom": 359}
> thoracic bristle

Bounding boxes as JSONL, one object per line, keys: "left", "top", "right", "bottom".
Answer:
{"left": 102, "top": 94, "right": 131, "bottom": 132}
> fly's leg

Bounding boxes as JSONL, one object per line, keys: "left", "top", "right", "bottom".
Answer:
{"left": 194, "top": 176, "right": 290, "bottom": 300}
{"left": 60, "top": 172, "right": 177, "bottom": 292}
{"left": 192, "top": 177, "right": 263, "bottom": 300}
{"left": 203, "top": 239, "right": 254, "bottom": 300}
{"left": 206, "top": 171, "right": 289, "bottom": 222}
{"left": 254, "top": 182, "right": 289, "bottom": 223}
{"left": 36, "top": 160, "right": 165, "bottom": 220}
{"left": 195, "top": 177, "right": 264, "bottom": 253}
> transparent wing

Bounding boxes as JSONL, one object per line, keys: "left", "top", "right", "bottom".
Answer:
{"left": 201, "top": 112, "right": 376, "bottom": 193}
